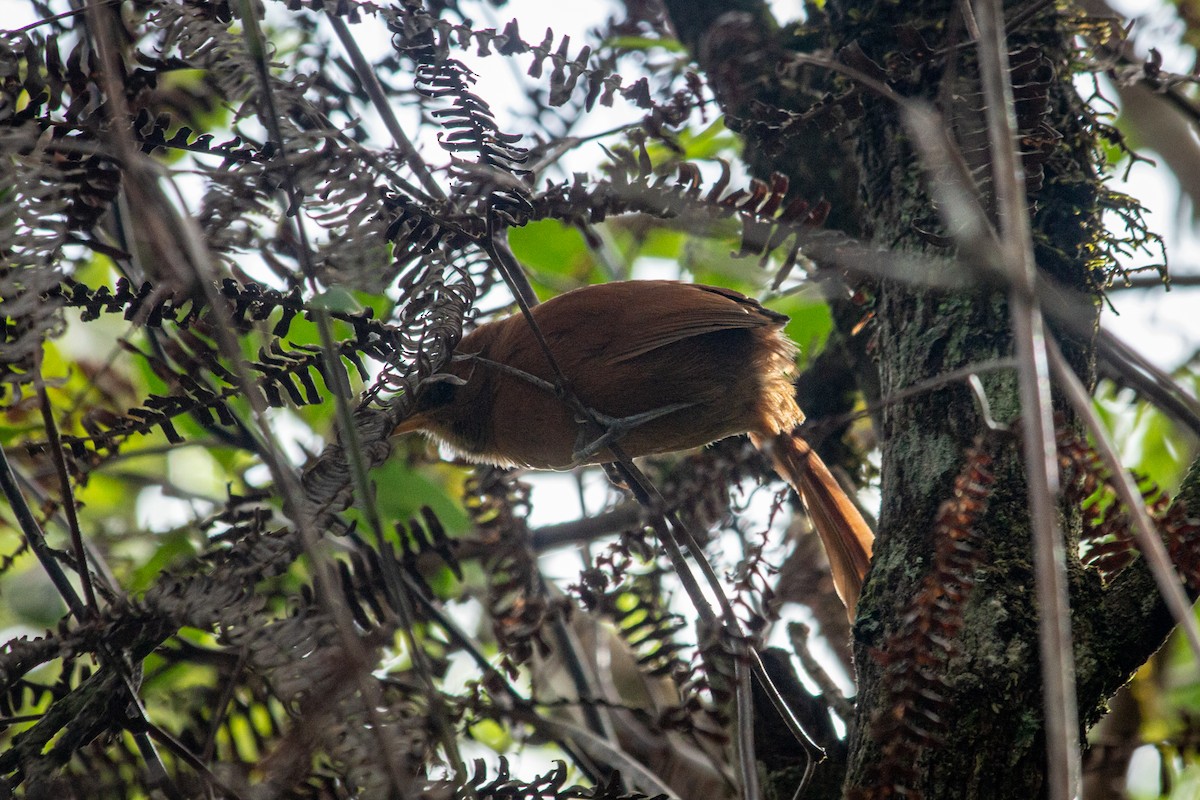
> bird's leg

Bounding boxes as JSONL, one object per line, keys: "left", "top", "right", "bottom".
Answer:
{"left": 570, "top": 402, "right": 697, "bottom": 464}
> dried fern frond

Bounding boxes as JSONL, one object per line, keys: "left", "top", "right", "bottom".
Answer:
{"left": 858, "top": 437, "right": 996, "bottom": 800}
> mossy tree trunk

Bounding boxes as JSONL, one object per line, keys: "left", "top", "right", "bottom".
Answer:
{"left": 660, "top": 1, "right": 1189, "bottom": 797}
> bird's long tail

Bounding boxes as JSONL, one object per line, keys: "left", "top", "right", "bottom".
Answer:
{"left": 754, "top": 430, "right": 875, "bottom": 619}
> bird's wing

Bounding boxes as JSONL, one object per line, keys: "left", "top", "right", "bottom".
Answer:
{"left": 601, "top": 283, "right": 784, "bottom": 365}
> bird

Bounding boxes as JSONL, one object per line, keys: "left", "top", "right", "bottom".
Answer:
{"left": 394, "top": 280, "right": 874, "bottom": 615}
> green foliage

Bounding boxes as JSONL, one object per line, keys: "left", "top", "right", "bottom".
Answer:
{"left": 1094, "top": 380, "right": 1196, "bottom": 491}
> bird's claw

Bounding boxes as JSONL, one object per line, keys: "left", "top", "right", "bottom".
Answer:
{"left": 570, "top": 401, "right": 697, "bottom": 465}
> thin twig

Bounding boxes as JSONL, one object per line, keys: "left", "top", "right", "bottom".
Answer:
{"left": 33, "top": 350, "right": 98, "bottom": 614}
{"left": 0, "top": 444, "right": 83, "bottom": 618}
{"left": 735, "top": 652, "right": 763, "bottom": 800}
{"left": 114, "top": 671, "right": 184, "bottom": 800}
{"left": 1045, "top": 336, "right": 1200, "bottom": 661}
{"left": 1097, "top": 328, "right": 1200, "bottom": 438}
{"left": 142, "top": 718, "right": 251, "bottom": 800}
{"left": 973, "top": 2, "right": 1080, "bottom": 796}
{"left": 1109, "top": 273, "right": 1200, "bottom": 290}
{"left": 396, "top": 567, "right": 613, "bottom": 784}
{"left": 8, "top": 466, "right": 118, "bottom": 595}
{"left": 329, "top": 15, "right": 443, "bottom": 204}
{"left": 810, "top": 357, "right": 1019, "bottom": 435}
{"left": 14, "top": 0, "right": 121, "bottom": 33}
{"left": 513, "top": 712, "right": 684, "bottom": 800}
{"left": 531, "top": 503, "right": 643, "bottom": 550}
{"left": 787, "top": 622, "right": 853, "bottom": 723}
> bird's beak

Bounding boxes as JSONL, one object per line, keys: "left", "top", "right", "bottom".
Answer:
{"left": 392, "top": 413, "right": 429, "bottom": 437}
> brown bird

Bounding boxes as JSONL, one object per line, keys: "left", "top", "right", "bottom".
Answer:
{"left": 394, "top": 280, "right": 874, "bottom": 615}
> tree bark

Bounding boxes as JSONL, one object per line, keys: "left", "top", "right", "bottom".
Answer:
{"left": 658, "top": 1, "right": 1191, "bottom": 797}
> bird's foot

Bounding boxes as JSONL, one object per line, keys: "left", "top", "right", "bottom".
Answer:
{"left": 571, "top": 402, "right": 696, "bottom": 464}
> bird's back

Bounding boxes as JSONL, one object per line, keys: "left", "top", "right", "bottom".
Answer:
{"left": 468, "top": 281, "right": 803, "bottom": 467}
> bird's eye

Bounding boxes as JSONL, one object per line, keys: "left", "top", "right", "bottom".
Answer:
{"left": 417, "top": 379, "right": 457, "bottom": 411}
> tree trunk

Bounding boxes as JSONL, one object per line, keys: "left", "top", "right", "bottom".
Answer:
{"left": 660, "top": 1, "right": 1188, "bottom": 797}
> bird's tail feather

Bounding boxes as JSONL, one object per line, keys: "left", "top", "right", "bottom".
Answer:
{"left": 755, "top": 430, "right": 875, "bottom": 619}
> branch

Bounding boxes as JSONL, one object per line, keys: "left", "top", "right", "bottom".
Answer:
{"left": 1080, "top": 455, "right": 1200, "bottom": 710}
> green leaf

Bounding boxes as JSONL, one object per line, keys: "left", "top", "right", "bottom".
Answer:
{"left": 672, "top": 118, "right": 739, "bottom": 162}
{"left": 468, "top": 717, "right": 514, "bottom": 752}
{"left": 509, "top": 220, "right": 594, "bottom": 282}
{"left": 129, "top": 530, "right": 200, "bottom": 592}
{"left": 4, "top": 566, "right": 69, "bottom": 628}
{"left": 371, "top": 458, "right": 470, "bottom": 535}
{"left": 605, "top": 35, "right": 686, "bottom": 54}
{"left": 311, "top": 286, "right": 364, "bottom": 314}
{"left": 778, "top": 296, "right": 834, "bottom": 365}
